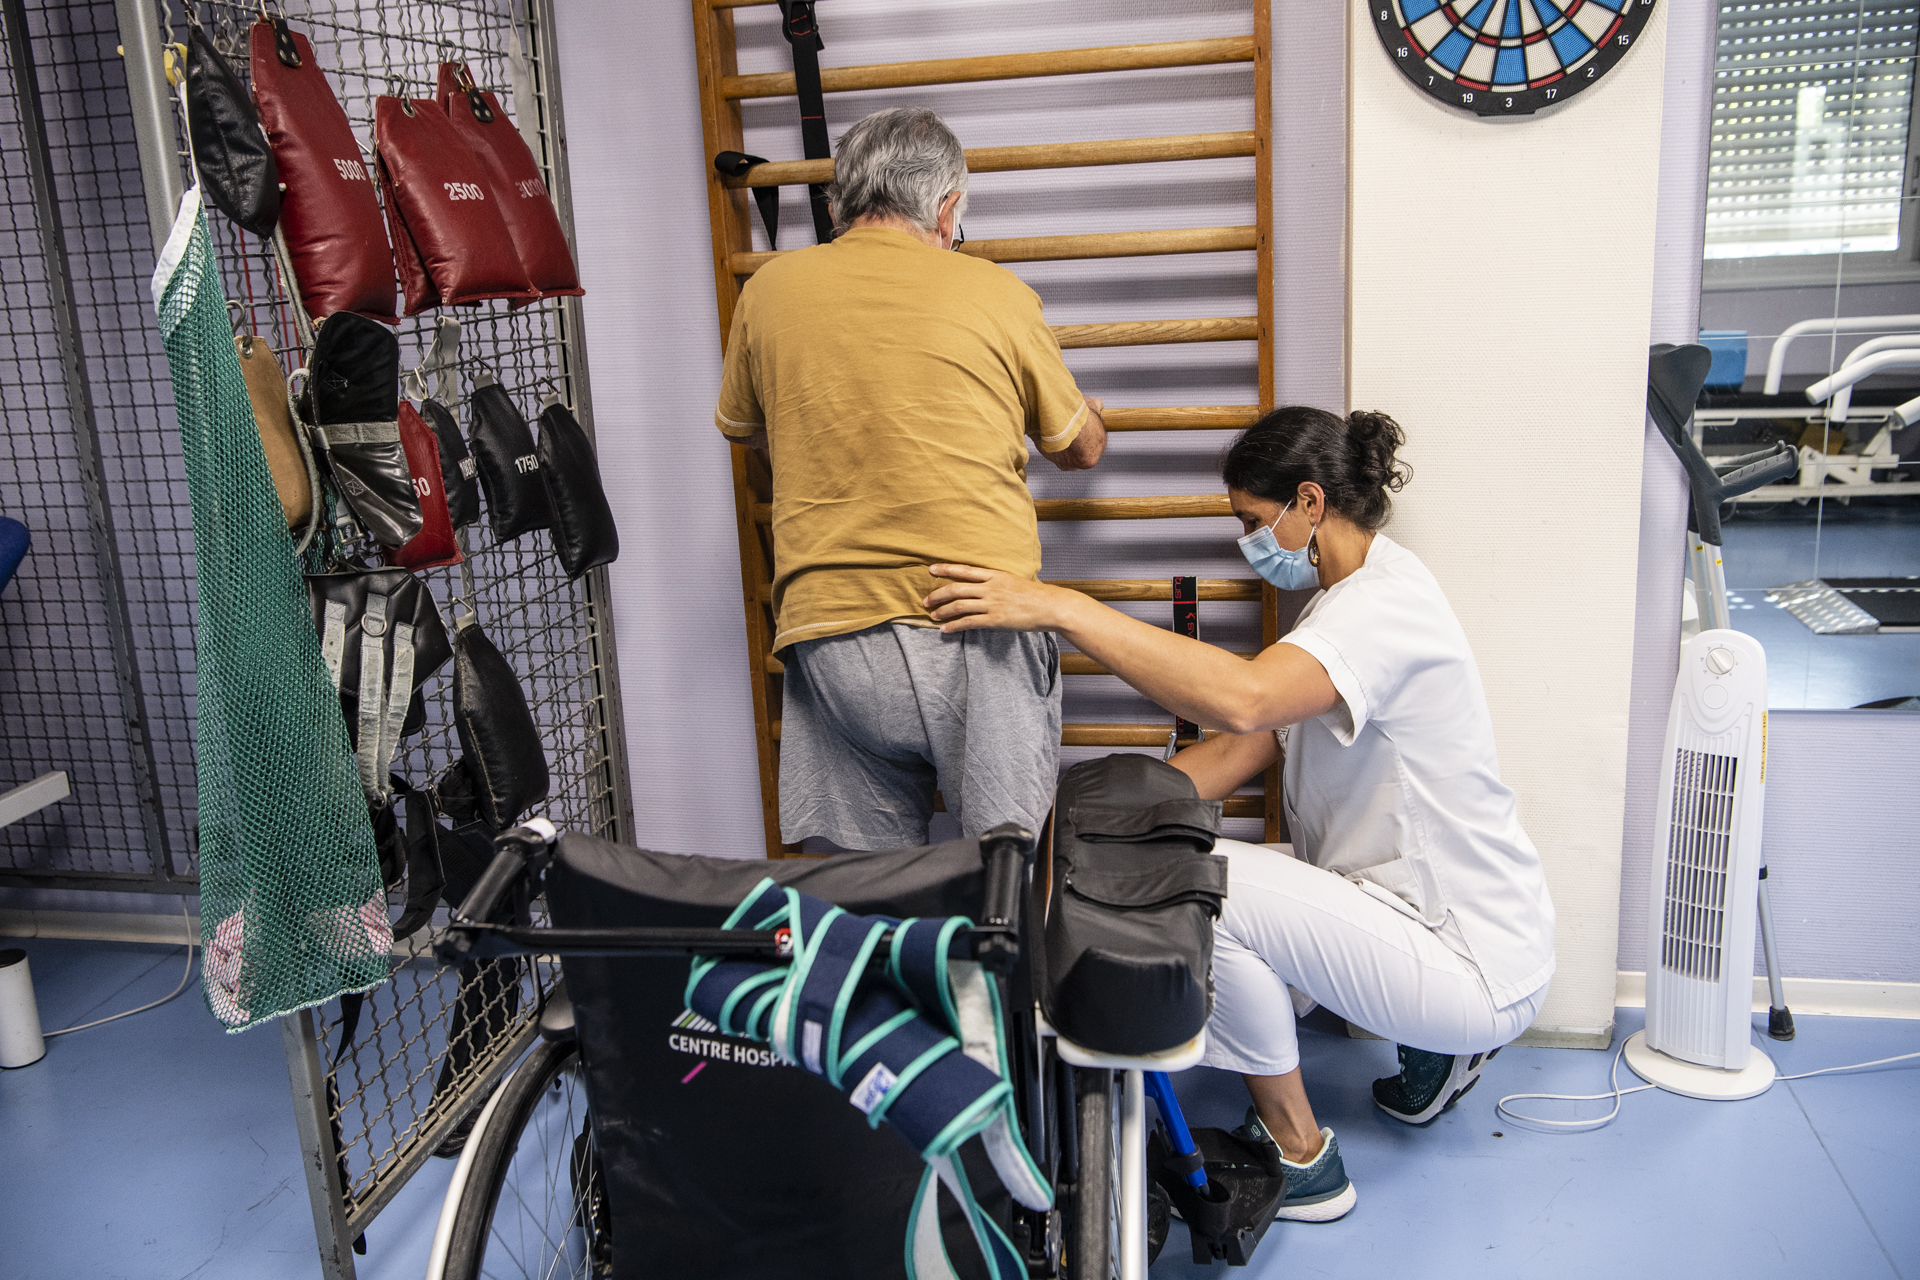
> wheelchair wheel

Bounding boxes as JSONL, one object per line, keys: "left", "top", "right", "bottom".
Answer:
{"left": 1062, "top": 1066, "right": 1114, "bottom": 1280}
{"left": 441, "top": 1039, "right": 611, "bottom": 1279}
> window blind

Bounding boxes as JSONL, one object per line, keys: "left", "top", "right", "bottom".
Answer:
{"left": 1707, "top": 1, "right": 1918, "bottom": 258}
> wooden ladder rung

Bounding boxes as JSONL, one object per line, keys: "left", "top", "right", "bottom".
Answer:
{"left": 771, "top": 719, "right": 1232, "bottom": 748}
{"left": 926, "top": 792, "right": 1267, "bottom": 819}
{"left": 1102, "top": 405, "right": 1260, "bottom": 431}
{"left": 719, "top": 132, "right": 1258, "bottom": 189}
{"left": 766, "top": 650, "right": 1257, "bottom": 677}
{"left": 751, "top": 495, "right": 1233, "bottom": 523}
{"left": 1040, "top": 495, "right": 1235, "bottom": 521}
{"left": 1220, "top": 794, "right": 1265, "bottom": 819}
{"left": 1051, "top": 578, "right": 1261, "bottom": 601}
{"left": 1061, "top": 723, "right": 1219, "bottom": 747}
{"left": 1054, "top": 317, "right": 1257, "bottom": 348}
{"left": 731, "top": 226, "right": 1256, "bottom": 276}
{"left": 720, "top": 37, "right": 1256, "bottom": 101}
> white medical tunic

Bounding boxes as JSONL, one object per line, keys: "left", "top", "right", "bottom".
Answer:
{"left": 1277, "top": 533, "right": 1556, "bottom": 1009}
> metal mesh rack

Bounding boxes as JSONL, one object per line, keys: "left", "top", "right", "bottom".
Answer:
{"left": 0, "top": 0, "right": 627, "bottom": 1271}
{"left": 0, "top": 0, "right": 189, "bottom": 886}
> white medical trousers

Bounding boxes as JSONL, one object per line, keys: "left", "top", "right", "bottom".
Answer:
{"left": 1200, "top": 840, "right": 1548, "bottom": 1078}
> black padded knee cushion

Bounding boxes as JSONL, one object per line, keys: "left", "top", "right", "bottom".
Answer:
{"left": 536, "top": 400, "right": 618, "bottom": 579}
{"left": 1038, "top": 754, "right": 1228, "bottom": 1056}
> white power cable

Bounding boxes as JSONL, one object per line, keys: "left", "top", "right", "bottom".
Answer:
{"left": 1495, "top": 1041, "right": 1655, "bottom": 1133}
{"left": 1495, "top": 1036, "right": 1919, "bottom": 1134}
{"left": 42, "top": 903, "right": 196, "bottom": 1039}
{"left": 1777, "top": 1051, "right": 1920, "bottom": 1081}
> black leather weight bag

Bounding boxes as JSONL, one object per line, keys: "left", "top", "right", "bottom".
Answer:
{"left": 183, "top": 23, "right": 280, "bottom": 237}
{"left": 466, "top": 376, "right": 552, "bottom": 542}
{"left": 298, "top": 313, "right": 423, "bottom": 548}
{"left": 536, "top": 399, "right": 618, "bottom": 578}
{"left": 421, "top": 398, "right": 480, "bottom": 529}
{"left": 1038, "top": 754, "right": 1229, "bottom": 1056}
{"left": 306, "top": 567, "right": 453, "bottom": 739}
{"left": 450, "top": 611, "right": 549, "bottom": 830}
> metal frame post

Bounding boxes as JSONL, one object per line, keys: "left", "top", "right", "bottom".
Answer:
{"left": 281, "top": 1009, "right": 359, "bottom": 1280}
{"left": 529, "top": 0, "right": 634, "bottom": 846}
{"left": 4, "top": 0, "right": 179, "bottom": 887}
{"left": 111, "top": 0, "right": 183, "bottom": 257}
{"left": 1118, "top": 1068, "right": 1147, "bottom": 1279}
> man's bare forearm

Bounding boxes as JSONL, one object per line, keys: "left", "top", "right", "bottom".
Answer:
{"left": 1043, "top": 397, "right": 1107, "bottom": 471}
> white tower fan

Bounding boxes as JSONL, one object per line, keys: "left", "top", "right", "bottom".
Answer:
{"left": 1630, "top": 345, "right": 1801, "bottom": 1100}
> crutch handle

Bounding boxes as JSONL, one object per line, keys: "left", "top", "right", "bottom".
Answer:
{"left": 974, "top": 823, "right": 1036, "bottom": 972}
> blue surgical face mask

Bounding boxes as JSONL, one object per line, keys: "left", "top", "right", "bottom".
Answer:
{"left": 1237, "top": 501, "right": 1320, "bottom": 591}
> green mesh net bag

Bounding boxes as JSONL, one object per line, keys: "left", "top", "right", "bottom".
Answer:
{"left": 151, "top": 189, "right": 390, "bottom": 1031}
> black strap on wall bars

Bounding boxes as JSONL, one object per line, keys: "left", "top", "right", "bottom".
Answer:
{"left": 714, "top": 150, "right": 782, "bottom": 250}
{"left": 1168, "top": 576, "right": 1199, "bottom": 757}
{"left": 778, "top": 0, "right": 836, "bottom": 243}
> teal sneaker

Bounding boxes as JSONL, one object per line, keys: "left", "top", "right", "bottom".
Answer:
{"left": 1372, "top": 1045, "right": 1498, "bottom": 1125}
{"left": 1230, "top": 1109, "right": 1357, "bottom": 1223}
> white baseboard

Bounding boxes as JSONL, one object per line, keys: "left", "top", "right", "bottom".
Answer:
{"left": 1348, "top": 1018, "right": 1613, "bottom": 1048}
{"left": 1616, "top": 970, "right": 1920, "bottom": 1020}
{"left": 1, "top": 907, "right": 198, "bottom": 945}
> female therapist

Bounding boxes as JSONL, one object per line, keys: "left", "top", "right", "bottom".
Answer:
{"left": 924, "top": 407, "right": 1555, "bottom": 1223}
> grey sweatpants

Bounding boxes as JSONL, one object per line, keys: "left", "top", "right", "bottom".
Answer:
{"left": 778, "top": 623, "right": 1063, "bottom": 849}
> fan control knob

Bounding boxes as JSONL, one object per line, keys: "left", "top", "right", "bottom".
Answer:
{"left": 1705, "top": 647, "right": 1737, "bottom": 675}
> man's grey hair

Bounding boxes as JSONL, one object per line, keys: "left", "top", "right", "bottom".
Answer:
{"left": 827, "top": 107, "right": 968, "bottom": 235}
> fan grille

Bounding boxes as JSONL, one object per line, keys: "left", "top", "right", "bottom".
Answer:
{"left": 1660, "top": 748, "right": 1740, "bottom": 983}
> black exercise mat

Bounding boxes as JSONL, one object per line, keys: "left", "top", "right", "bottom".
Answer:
{"left": 1826, "top": 578, "right": 1920, "bottom": 628}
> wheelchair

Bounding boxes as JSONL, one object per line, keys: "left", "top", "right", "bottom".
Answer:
{"left": 420, "top": 819, "right": 1148, "bottom": 1280}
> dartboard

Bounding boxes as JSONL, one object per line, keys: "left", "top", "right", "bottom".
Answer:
{"left": 1370, "top": 0, "right": 1657, "bottom": 117}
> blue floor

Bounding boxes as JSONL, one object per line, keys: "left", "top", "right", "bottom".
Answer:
{"left": 1721, "top": 505, "right": 1920, "bottom": 709}
{"left": 2, "top": 937, "right": 1915, "bottom": 1279}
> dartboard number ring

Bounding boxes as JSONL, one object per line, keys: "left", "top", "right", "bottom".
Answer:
{"left": 1372, "top": 0, "right": 1657, "bottom": 118}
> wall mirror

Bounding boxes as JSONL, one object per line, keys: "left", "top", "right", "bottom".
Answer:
{"left": 1696, "top": 1, "right": 1920, "bottom": 710}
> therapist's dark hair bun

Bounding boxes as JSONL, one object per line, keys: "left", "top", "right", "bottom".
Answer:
{"left": 1221, "top": 406, "right": 1412, "bottom": 531}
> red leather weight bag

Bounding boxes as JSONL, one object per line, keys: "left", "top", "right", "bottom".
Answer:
{"left": 374, "top": 97, "right": 539, "bottom": 316}
{"left": 436, "top": 63, "right": 583, "bottom": 299}
{"left": 381, "top": 403, "right": 463, "bottom": 570}
{"left": 249, "top": 20, "right": 396, "bottom": 323}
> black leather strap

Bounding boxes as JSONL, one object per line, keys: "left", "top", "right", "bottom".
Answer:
{"left": 779, "top": 0, "right": 835, "bottom": 244}
{"left": 392, "top": 779, "right": 447, "bottom": 940}
{"left": 1172, "top": 576, "right": 1199, "bottom": 749}
{"left": 715, "top": 150, "right": 782, "bottom": 251}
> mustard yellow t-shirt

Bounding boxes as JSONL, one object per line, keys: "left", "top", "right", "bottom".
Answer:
{"left": 714, "top": 226, "right": 1088, "bottom": 652}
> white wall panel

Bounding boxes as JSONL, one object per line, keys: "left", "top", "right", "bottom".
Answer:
{"left": 1347, "top": 0, "right": 1671, "bottom": 1040}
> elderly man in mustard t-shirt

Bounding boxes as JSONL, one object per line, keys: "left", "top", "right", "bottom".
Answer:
{"left": 714, "top": 106, "right": 1106, "bottom": 851}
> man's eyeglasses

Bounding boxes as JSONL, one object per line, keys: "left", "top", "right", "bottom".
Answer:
{"left": 950, "top": 223, "right": 965, "bottom": 251}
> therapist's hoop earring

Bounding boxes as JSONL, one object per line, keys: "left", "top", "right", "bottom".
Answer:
{"left": 1308, "top": 529, "right": 1321, "bottom": 567}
